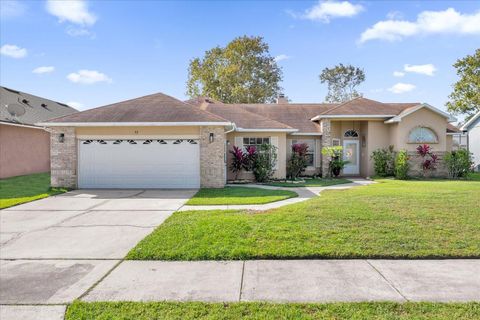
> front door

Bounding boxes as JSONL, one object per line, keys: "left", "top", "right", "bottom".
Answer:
{"left": 343, "top": 140, "right": 359, "bottom": 175}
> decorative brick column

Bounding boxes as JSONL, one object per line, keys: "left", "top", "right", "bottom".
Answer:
{"left": 200, "top": 126, "right": 226, "bottom": 188}
{"left": 50, "top": 127, "right": 77, "bottom": 188}
{"left": 320, "top": 119, "right": 332, "bottom": 178}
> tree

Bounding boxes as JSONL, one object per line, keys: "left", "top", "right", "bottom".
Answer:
{"left": 186, "top": 36, "right": 283, "bottom": 103}
{"left": 446, "top": 49, "right": 480, "bottom": 119}
{"left": 319, "top": 63, "right": 365, "bottom": 103}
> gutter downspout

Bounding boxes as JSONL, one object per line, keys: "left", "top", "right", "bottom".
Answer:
{"left": 223, "top": 122, "right": 237, "bottom": 184}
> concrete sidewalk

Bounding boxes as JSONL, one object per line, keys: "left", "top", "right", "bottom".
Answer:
{"left": 179, "top": 179, "right": 374, "bottom": 211}
{"left": 83, "top": 259, "right": 480, "bottom": 303}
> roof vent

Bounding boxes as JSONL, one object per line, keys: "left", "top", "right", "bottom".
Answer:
{"left": 276, "top": 93, "right": 289, "bottom": 104}
{"left": 57, "top": 102, "right": 69, "bottom": 107}
{"left": 41, "top": 103, "right": 48, "bottom": 108}
{"left": 21, "top": 98, "right": 29, "bottom": 104}
{"left": 3, "top": 87, "right": 20, "bottom": 94}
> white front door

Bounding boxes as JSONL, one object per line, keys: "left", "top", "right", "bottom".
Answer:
{"left": 343, "top": 140, "right": 359, "bottom": 175}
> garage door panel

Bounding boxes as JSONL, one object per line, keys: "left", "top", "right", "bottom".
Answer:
{"left": 79, "top": 139, "right": 200, "bottom": 189}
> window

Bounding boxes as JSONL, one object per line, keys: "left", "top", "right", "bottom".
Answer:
{"left": 292, "top": 139, "right": 315, "bottom": 167}
{"left": 344, "top": 129, "right": 359, "bottom": 138}
{"left": 408, "top": 127, "right": 438, "bottom": 143}
{"left": 243, "top": 137, "right": 270, "bottom": 149}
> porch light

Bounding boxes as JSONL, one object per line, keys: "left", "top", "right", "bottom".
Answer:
{"left": 209, "top": 132, "right": 214, "bottom": 143}
{"left": 59, "top": 133, "right": 65, "bottom": 143}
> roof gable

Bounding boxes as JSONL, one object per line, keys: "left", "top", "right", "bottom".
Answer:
{"left": 43, "top": 92, "right": 229, "bottom": 125}
{"left": 385, "top": 103, "right": 456, "bottom": 124}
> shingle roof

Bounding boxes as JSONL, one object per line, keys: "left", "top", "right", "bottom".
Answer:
{"left": 199, "top": 103, "right": 294, "bottom": 130}
{"left": 318, "top": 97, "right": 418, "bottom": 116}
{"left": 447, "top": 123, "right": 461, "bottom": 133}
{"left": 0, "top": 86, "right": 78, "bottom": 126}
{"left": 45, "top": 92, "right": 229, "bottom": 124}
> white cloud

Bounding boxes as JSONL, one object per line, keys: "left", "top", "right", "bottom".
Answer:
{"left": 46, "top": 0, "right": 97, "bottom": 26}
{"left": 302, "top": 1, "right": 364, "bottom": 23}
{"left": 360, "top": 8, "right": 480, "bottom": 43}
{"left": 0, "top": 0, "right": 26, "bottom": 18}
{"left": 66, "top": 101, "right": 85, "bottom": 110}
{"left": 66, "top": 26, "right": 94, "bottom": 37}
{"left": 274, "top": 54, "right": 290, "bottom": 62}
{"left": 404, "top": 64, "right": 436, "bottom": 76}
{"left": 393, "top": 71, "right": 405, "bottom": 77}
{"left": 386, "top": 11, "right": 403, "bottom": 20}
{"left": 0, "top": 44, "right": 27, "bottom": 58}
{"left": 388, "top": 83, "right": 416, "bottom": 94}
{"left": 33, "top": 66, "right": 55, "bottom": 74}
{"left": 67, "top": 70, "right": 112, "bottom": 84}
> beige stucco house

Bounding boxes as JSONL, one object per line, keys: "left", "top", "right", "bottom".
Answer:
{"left": 39, "top": 92, "right": 458, "bottom": 189}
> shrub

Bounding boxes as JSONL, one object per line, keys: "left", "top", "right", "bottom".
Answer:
{"left": 229, "top": 146, "right": 245, "bottom": 180}
{"left": 371, "top": 145, "right": 395, "bottom": 177}
{"left": 395, "top": 150, "right": 409, "bottom": 180}
{"left": 321, "top": 146, "right": 348, "bottom": 177}
{"left": 253, "top": 144, "right": 278, "bottom": 182}
{"left": 416, "top": 144, "right": 438, "bottom": 176}
{"left": 444, "top": 148, "right": 473, "bottom": 179}
{"left": 287, "top": 143, "right": 309, "bottom": 180}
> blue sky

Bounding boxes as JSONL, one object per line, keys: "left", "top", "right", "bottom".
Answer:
{"left": 1, "top": 1, "right": 479, "bottom": 120}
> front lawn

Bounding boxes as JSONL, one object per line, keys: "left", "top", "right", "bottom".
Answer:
{"left": 0, "top": 173, "right": 67, "bottom": 209}
{"left": 186, "top": 187, "right": 297, "bottom": 205}
{"left": 66, "top": 301, "right": 480, "bottom": 320}
{"left": 128, "top": 179, "right": 480, "bottom": 260}
{"left": 266, "top": 178, "right": 351, "bottom": 187}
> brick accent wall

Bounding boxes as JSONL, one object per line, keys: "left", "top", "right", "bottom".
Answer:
{"left": 320, "top": 119, "right": 332, "bottom": 178}
{"left": 200, "top": 126, "right": 226, "bottom": 188}
{"left": 407, "top": 151, "right": 448, "bottom": 178}
{"left": 50, "top": 127, "right": 77, "bottom": 188}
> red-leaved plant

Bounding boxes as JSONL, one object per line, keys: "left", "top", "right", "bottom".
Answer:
{"left": 229, "top": 146, "right": 245, "bottom": 180}
{"left": 243, "top": 146, "right": 257, "bottom": 172}
{"left": 416, "top": 144, "right": 438, "bottom": 176}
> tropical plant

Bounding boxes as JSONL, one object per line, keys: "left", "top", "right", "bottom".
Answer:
{"left": 321, "top": 146, "right": 348, "bottom": 177}
{"left": 186, "top": 36, "right": 283, "bottom": 103}
{"left": 416, "top": 144, "right": 438, "bottom": 176}
{"left": 371, "top": 145, "right": 395, "bottom": 177}
{"left": 319, "top": 63, "right": 365, "bottom": 103}
{"left": 229, "top": 146, "right": 246, "bottom": 180}
{"left": 253, "top": 144, "right": 277, "bottom": 182}
{"left": 243, "top": 145, "right": 257, "bottom": 172}
{"left": 395, "top": 150, "right": 409, "bottom": 180}
{"left": 443, "top": 149, "right": 473, "bottom": 179}
{"left": 287, "top": 143, "right": 309, "bottom": 180}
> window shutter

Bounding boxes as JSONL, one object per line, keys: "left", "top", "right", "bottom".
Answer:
{"left": 270, "top": 136, "right": 279, "bottom": 170}
{"left": 315, "top": 139, "right": 321, "bottom": 168}
{"left": 234, "top": 136, "right": 243, "bottom": 150}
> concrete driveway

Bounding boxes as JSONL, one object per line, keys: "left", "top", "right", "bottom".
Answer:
{"left": 0, "top": 189, "right": 196, "bottom": 306}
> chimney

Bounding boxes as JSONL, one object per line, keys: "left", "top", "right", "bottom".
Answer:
{"left": 276, "top": 93, "right": 289, "bottom": 104}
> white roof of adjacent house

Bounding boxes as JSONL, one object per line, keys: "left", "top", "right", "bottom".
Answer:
{"left": 460, "top": 111, "right": 480, "bottom": 131}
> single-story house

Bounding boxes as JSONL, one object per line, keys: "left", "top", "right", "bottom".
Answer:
{"left": 0, "top": 86, "right": 77, "bottom": 178}
{"left": 460, "top": 111, "right": 480, "bottom": 171}
{"left": 39, "top": 92, "right": 457, "bottom": 189}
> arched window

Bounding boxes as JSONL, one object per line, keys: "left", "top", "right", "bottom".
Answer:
{"left": 408, "top": 127, "right": 438, "bottom": 143}
{"left": 344, "top": 129, "right": 359, "bottom": 138}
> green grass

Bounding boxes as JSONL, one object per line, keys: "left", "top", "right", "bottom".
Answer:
{"left": 0, "top": 173, "right": 67, "bottom": 209}
{"left": 127, "top": 179, "right": 480, "bottom": 260}
{"left": 266, "top": 178, "right": 351, "bottom": 187}
{"left": 186, "top": 187, "right": 297, "bottom": 205}
{"left": 66, "top": 301, "right": 480, "bottom": 320}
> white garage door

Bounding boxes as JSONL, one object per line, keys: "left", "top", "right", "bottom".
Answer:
{"left": 78, "top": 139, "right": 200, "bottom": 189}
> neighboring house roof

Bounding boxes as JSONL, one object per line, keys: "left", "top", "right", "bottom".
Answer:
{"left": 447, "top": 123, "right": 461, "bottom": 133}
{"left": 460, "top": 111, "right": 480, "bottom": 131}
{"left": 0, "top": 86, "right": 78, "bottom": 126}
{"left": 41, "top": 92, "right": 230, "bottom": 126}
